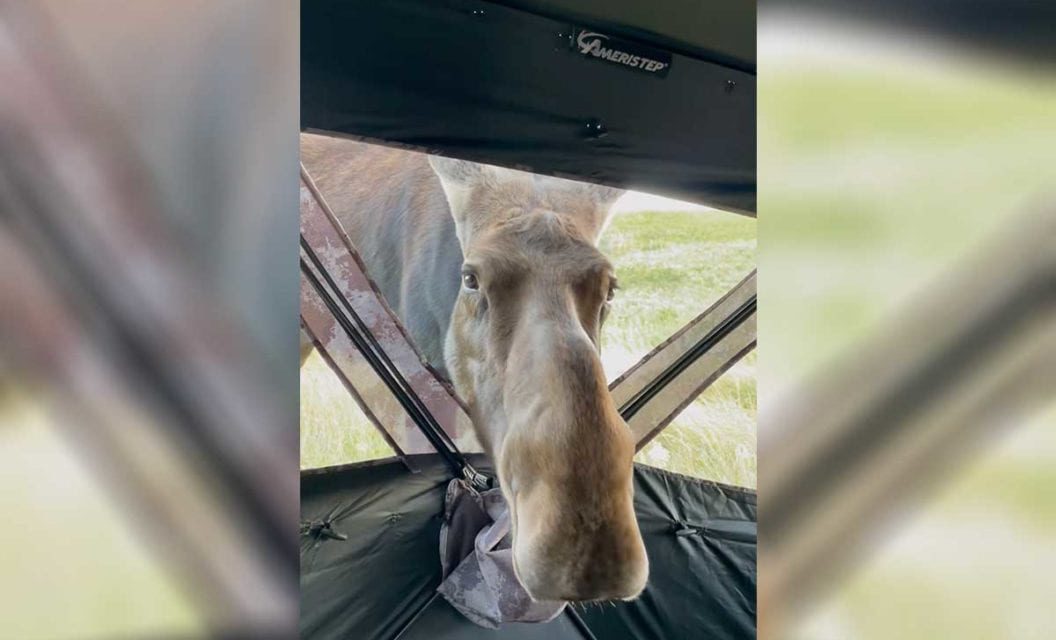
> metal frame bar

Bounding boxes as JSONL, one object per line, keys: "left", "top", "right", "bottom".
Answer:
{"left": 611, "top": 271, "right": 757, "bottom": 449}
{"left": 299, "top": 167, "right": 481, "bottom": 459}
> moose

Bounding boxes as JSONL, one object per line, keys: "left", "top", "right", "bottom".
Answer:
{"left": 301, "top": 134, "right": 648, "bottom": 602}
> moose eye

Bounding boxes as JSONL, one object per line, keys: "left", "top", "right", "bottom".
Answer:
{"left": 606, "top": 282, "right": 617, "bottom": 302}
{"left": 462, "top": 272, "right": 479, "bottom": 291}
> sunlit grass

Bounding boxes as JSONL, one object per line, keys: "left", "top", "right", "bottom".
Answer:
{"left": 299, "top": 352, "right": 393, "bottom": 470}
{"left": 602, "top": 209, "right": 756, "bottom": 488}
{"left": 301, "top": 208, "right": 757, "bottom": 488}
{"left": 635, "top": 355, "right": 757, "bottom": 488}
{"left": 600, "top": 209, "right": 756, "bottom": 375}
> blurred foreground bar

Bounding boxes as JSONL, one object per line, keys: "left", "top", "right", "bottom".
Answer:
{"left": 758, "top": 1, "right": 1056, "bottom": 635}
{"left": 758, "top": 203, "right": 1055, "bottom": 635}
{"left": 0, "top": 2, "right": 297, "bottom": 637}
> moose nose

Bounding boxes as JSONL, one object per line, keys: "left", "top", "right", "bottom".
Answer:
{"left": 511, "top": 480, "right": 649, "bottom": 602}
{"left": 501, "top": 318, "right": 648, "bottom": 601}
{"left": 514, "top": 509, "right": 649, "bottom": 602}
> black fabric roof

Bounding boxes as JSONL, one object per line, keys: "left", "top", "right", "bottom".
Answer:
{"left": 489, "top": 0, "right": 755, "bottom": 71}
{"left": 301, "top": 455, "right": 756, "bottom": 639}
{"left": 302, "top": 0, "right": 756, "bottom": 214}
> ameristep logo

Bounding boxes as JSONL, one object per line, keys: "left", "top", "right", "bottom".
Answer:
{"left": 572, "top": 29, "right": 672, "bottom": 77}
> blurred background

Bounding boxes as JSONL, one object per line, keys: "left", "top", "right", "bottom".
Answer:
{"left": 758, "top": 4, "right": 1055, "bottom": 639}
{"left": 1, "top": 1, "right": 298, "bottom": 638}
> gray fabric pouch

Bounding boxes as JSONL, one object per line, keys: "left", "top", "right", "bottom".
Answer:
{"left": 437, "top": 478, "right": 567, "bottom": 628}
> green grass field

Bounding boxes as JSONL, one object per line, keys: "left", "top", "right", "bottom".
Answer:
{"left": 600, "top": 210, "right": 757, "bottom": 487}
{"left": 301, "top": 208, "right": 757, "bottom": 487}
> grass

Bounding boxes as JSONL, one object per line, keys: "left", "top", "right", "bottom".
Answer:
{"left": 301, "top": 207, "right": 757, "bottom": 488}
{"left": 600, "top": 210, "right": 756, "bottom": 363}
{"left": 600, "top": 209, "right": 757, "bottom": 487}
{"left": 634, "top": 362, "right": 757, "bottom": 487}
{"left": 300, "top": 351, "right": 396, "bottom": 470}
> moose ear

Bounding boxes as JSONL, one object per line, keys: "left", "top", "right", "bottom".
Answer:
{"left": 428, "top": 155, "right": 485, "bottom": 186}
{"left": 428, "top": 156, "right": 487, "bottom": 207}
{"left": 428, "top": 155, "right": 487, "bottom": 244}
{"left": 587, "top": 184, "right": 626, "bottom": 207}
{"left": 583, "top": 184, "right": 625, "bottom": 244}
